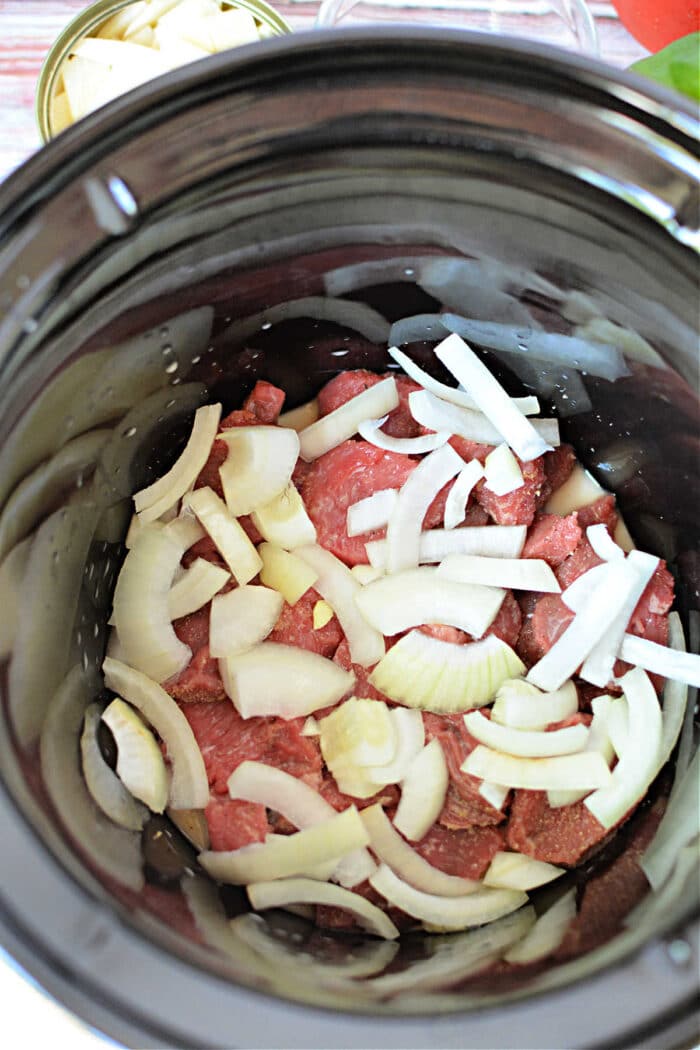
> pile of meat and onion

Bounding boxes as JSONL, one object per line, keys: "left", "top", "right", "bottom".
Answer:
{"left": 92, "top": 331, "right": 698, "bottom": 963}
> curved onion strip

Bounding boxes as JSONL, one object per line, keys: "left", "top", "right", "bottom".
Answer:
{"left": 221, "top": 297, "right": 391, "bottom": 349}
{"left": 619, "top": 632, "right": 700, "bottom": 688}
{"left": 219, "top": 427, "right": 299, "bottom": 518}
{"left": 370, "top": 630, "right": 525, "bottom": 713}
{"left": 0, "top": 536, "right": 32, "bottom": 660}
{"left": 546, "top": 695, "right": 616, "bottom": 809}
{"left": 320, "top": 698, "right": 396, "bottom": 794}
{"left": 366, "top": 708, "right": 425, "bottom": 785}
{"left": 504, "top": 889, "right": 577, "bottom": 964}
{"left": 658, "top": 614, "right": 691, "bottom": 773}
{"left": 586, "top": 523, "right": 625, "bottom": 562}
{"left": 479, "top": 781, "right": 510, "bottom": 811}
{"left": 313, "top": 599, "right": 333, "bottom": 628}
{"left": 219, "top": 642, "right": 354, "bottom": 720}
{"left": 277, "top": 398, "right": 319, "bottom": 432}
{"left": 491, "top": 679, "right": 578, "bottom": 730}
{"left": 366, "top": 525, "right": 526, "bottom": 570}
{"left": 483, "top": 443, "right": 524, "bottom": 496}
{"left": 347, "top": 488, "right": 398, "bottom": 537}
{"left": 40, "top": 665, "right": 144, "bottom": 890}
{"left": 134, "top": 403, "right": 221, "bottom": 522}
{"left": 463, "top": 712, "right": 589, "bottom": 758}
{"left": 561, "top": 563, "right": 610, "bottom": 613}
{"left": 409, "top": 389, "right": 559, "bottom": 449}
{"left": 483, "top": 852, "right": 564, "bottom": 891}
{"left": 80, "top": 703, "right": 148, "bottom": 831}
{"left": 356, "top": 567, "right": 504, "bottom": 638}
{"left": 299, "top": 378, "right": 399, "bottom": 462}
{"left": 605, "top": 697, "right": 629, "bottom": 758}
{"left": 184, "top": 486, "right": 262, "bottom": 585}
{"left": 258, "top": 542, "right": 318, "bottom": 605}
{"left": 641, "top": 749, "right": 700, "bottom": 892}
{"left": 462, "top": 746, "right": 613, "bottom": 791}
{"left": 370, "top": 864, "right": 527, "bottom": 931}
{"left": 168, "top": 558, "right": 229, "bottom": 621}
{"left": 102, "top": 657, "right": 209, "bottom": 808}
{"left": 393, "top": 739, "right": 448, "bottom": 841}
{"left": 295, "top": 544, "right": 385, "bottom": 667}
{"left": 437, "top": 554, "right": 560, "bottom": 594}
{"left": 358, "top": 416, "right": 450, "bottom": 455}
{"left": 250, "top": 482, "right": 316, "bottom": 549}
{"left": 444, "top": 460, "right": 485, "bottom": 530}
{"left": 247, "top": 878, "right": 400, "bottom": 940}
{"left": 111, "top": 525, "right": 191, "bottom": 682}
{"left": 584, "top": 668, "right": 662, "bottom": 829}
{"left": 361, "top": 804, "right": 478, "bottom": 897}
{"left": 102, "top": 697, "right": 169, "bottom": 813}
{"left": 209, "top": 585, "right": 283, "bottom": 659}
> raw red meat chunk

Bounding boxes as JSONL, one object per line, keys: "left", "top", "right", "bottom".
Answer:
{"left": 267, "top": 587, "right": 343, "bottom": 659}
{"left": 317, "top": 774, "right": 399, "bottom": 814}
{"left": 206, "top": 797, "right": 269, "bottom": 851}
{"left": 476, "top": 457, "right": 546, "bottom": 526}
{"left": 540, "top": 444, "right": 576, "bottom": 503}
{"left": 242, "top": 380, "right": 285, "bottom": 423}
{"left": 555, "top": 539, "right": 604, "bottom": 589}
{"left": 577, "top": 495, "right": 618, "bottom": 531}
{"left": 505, "top": 790, "right": 612, "bottom": 866}
{"left": 317, "top": 369, "right": 423, "bottom": 438}
{"left": 166, "top": 605, "right": 226, "bottom": 703}
{"left": 423, "top": 713, "right": 506, "bottom": 829}
{"left": 333, "top": 637, "right": 389, "bottom": 703}
{"left": 522, "top": 513, "right": 582, "bottom": 567}
{"left": 413, "top": 822, "right": 505, "bottom": 880}
{"left": 423, "top": 478, "right": 490, "bottom": 530}
{"left": 516, "top": 595, "right": 574, "bottom": 666}
{"left": 448, "top": 435, "right": 494, "bottom": 464}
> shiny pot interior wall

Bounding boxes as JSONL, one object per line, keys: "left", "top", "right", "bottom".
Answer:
{"left": 0, "top": 30, "right": 698, "bottom": 1050}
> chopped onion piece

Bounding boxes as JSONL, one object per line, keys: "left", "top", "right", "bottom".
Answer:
{"left": 437, "top": 554, "right": 559, "bottom": 594}
{"left": 258, "top": 542, "right": 317, "bottom": 605}
{"left": 168, "top": 558, "right": 229, "bottom": 621}
{"left": 478, "top": 781, "right": 510, "bottom": 811}
{"left": 200, "top": 806, "right": 369, "bottom": 884}
{"left": 219, "top": 643, "right": 354, "bottom": 720}
{"left": 409, "top": 389, "right": 559, "bottom": 450}
{"left": 605, "top": 696, "right": 629, "bottom": 758}
{"left": 483, "top": 444, "right": 524, "bottom": 496}
{"left": 584, "top": 667, "right": 662, "bottom": 829}
{"left": 641, "top": 749, "right": 700, "bottom": 892}
{"left": 134, "top": 403, "right": 221, "bottom": 523}
{"left": 111, "top": 525, "right": 191, "bottom": 682}
{"left": 561, "top": 563, "right": 611, "bottom": 613}
{"left": 299, "top": 378, "right": 399, "bottom": 462}
{"left": 347, "top": 488, "right": 398, "bottom": 537}
{"left": 250, "top": 482, "right": 316, "bottom": 550}
{"left": 356, "top": 567, "right": 504, "bottom": 638}
{"left": 360, "top": 804, "right": 478, "bottom": 896}
{"left": 504, "top": 889, "right": 577, "bottom": 964}
{"left": 163, "top": 513, "right": 205, "bottom": 551}
{"left": 219, "top": 426, "right": 299, "bottom": 517}
{"left": 366, "top": 525, "right": 526, "bottom": 570}
{"left": 586, "top": 523, "right": 625, "bottom": 562}
{"left": 462, "top": 746, "right": 613, "bottom": 791}
{"left": 619, "top": 633, "right": 700, "bottom": 688}
{"left": 102, "top": 697, "right": 168, "bottom": 813}
{"left": 184, "top": 486, "right": 262, "bottom": 585}
{"left": 434, "top": 334, "right": 554, "bottom": 462}
{"left": 80, "top": 703, "right": 148, "bottom": 831}
{"left": 209, "top": 585, "right": 283, "bottom": 658}
{"left": 370, "top": 630, "right": 525, "bottom": 713}
{"left": 313, "top": 599, "right": 334, "bottom": 629}
{"left": 491, "top": 679, "right": 578, "bottom": 730}
{"left": 463, "top": 712, "right": 589, "bottom": 758}
{"left": 320, "top": 698, "right": 396, "bottom": 797}
{"left": 277, "top": 398, "right": 319, "bottom": 432}
{"left": 545, "top": 465, "right": 608, "bottom": 516}
{"left": 394, "top": 739, "right": 448, "bottom": 841}
{"left": 295, "top": 544, "right": 385, "bottom": 667}
{"left": 301, "top": 716, "right": 319, "bottom": 737}
{"left": 358, "top": 416, "right": 450, "bottom": 455}
{"left": 370, "top": 864, "right": 527, "bottom": 931}
{"left": 102, "top": 657, "right": 209, "bottom": 809}
{"left": 444, "top": 460, "right": 485, "bottom": 530}
{"left": 366, "top": 708, "right": 425, "bottom": 785}
{"left": 483, "top": 852, "right": 564, "bottom": 891}
{"left": 385, "top": 443, "right": 464, "bottom": 574}
{"left": 247, "top": 878, "right": 399, "bottom": 940}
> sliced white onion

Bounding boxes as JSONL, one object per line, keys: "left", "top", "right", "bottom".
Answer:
{"left": 463, "top": 712, "right": 589, "bottom": 758}
{"left": 370, "top": 630, "right": 525, "bottom": 713}
{"left": 102, "top": 656, "right": 209, "bottom": 808}
{"left": 444, "top": 460, "right": 485, "bottom": 530}
{"left": 347, "top": 488, "right": 399, "bottom": 538}
{"left": 384, "top": 443, "right": 465, "bottom": 575}
{"left": 657, "top": 613, "right": 691, "bottom": 774}
{"left": 544, "top": 465, "right": 608, "bottom": 516}
{"left": 561, "top": 563, "right": 611, "bottom": 613}
{"left": 0, "top": 536, "right": 32, "bottom": 661}
{"left": 358, "top": 416, "right": 450, "bottom": 455}
{"left": 319, "top": 697, "right": 396, "bottom": 797}
{"left": 605, "top": 696, "right": 629, "bottom": 758}
{"left": 394, "top": 739, "right": 448, "bottom": 841}
{"left": 184, "top": 486, "right": 262, "bottom": 585}
{"left": 80, "top": 702, "right": 148, "bottom": 831}
{"left": 299, "top": 378, "right": 399, "bottom": 462}
{"left": 366, "top": 708, "right": 425, "bottom": 785}
{"left": 370, "top": 864, "right": 527, "bottom": 932}
{"left": 111, "top": 525, "right": 191, "bottom": 682}
{"left": 355, "top": 567, "right": 504, "bottom": 638}
{"left": 219, "top": 426, "right": 299, "bottom": 518}
{"left": 409, "top": 389, "right": 559, "bottom": 450}
{"left": 258, "top": 541, "right": 318, "bottom": 606}
{"left": 102, "top": 696, "right": 168, "bottom": 813}
{"left": 277, "top": 398, "right": 319, "bottom": 432}
{"left": 584, "top": 667, "right": 663, "bottom": 829}
{"left": 134, "top": 403, "right": 221, "bottom": 523}
{"left": 619, "top": 633, "right": 700, "bottom": 688}
{"left": 312, "top": 599, "right": 334, "bottom": 629}
{"left": 479, "top": 781, "right": 510, "bottom": 811}
{"left": 641, "top": 749, "right": 700, "bottom": 892}
{"left": 301, "top": 716, "right": 320, "bottom": 737}
{"left": 247, "top": 878, "right": 400, "bottom": 940}
{"left": 250, "top": 482, "right": 316, "bottom": 550}
{"left": 483, "top": 852, "right": 564, "bottom": 891}
{"left": 483, "top": 444, "right": 524, "bottom": 496}
{"left": 219, "top": 642, "right": 354, "bottom": 720}
{"left": 437, "top": 554, "right": 560, "bottom": 593}
{"left": 388, "top": 346, "right": 539, "bottom": 415}
{"left": 162, "top": 512, "right": 205, "bottom": 551}
{"left": 350, "top": 563, "right": 385, "bottom": 585}
{"left": 462, "top": 745, "right": 613, "bottom": 791}
{"left": 586, "top": 523, "right": 625, "bottom": 562}
{"left": 547, "top": 693, "right": 617, "bottom": 808}
{"left": 168, "top": 558, "right": 229, "bottom": 621}
{"left": 504, "top": 889, "right": 577, "bottom": 964}
{"left": 366, "top": 525, "right": 526, "bottom": 570}
{"left": 200, "top": 805, "right": 369, "bottom": 884}
{"left": 360, "top": 803, "right": 479, "bottom": 896}
{"left": 491, "top": 679, "right": 578, "bottom": 730}
{"left": 209, "top": 585, "right": 283, "bottom": 658}
{"left": 295, "top": 544, "right": 385, "bottom": 667}
{"left": 222, "top": 296, "right": 391, "bottom": 349}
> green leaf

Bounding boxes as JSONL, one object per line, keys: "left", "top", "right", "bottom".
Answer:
{"left": 630, "top": 32, "right": 700, "bottom": 102}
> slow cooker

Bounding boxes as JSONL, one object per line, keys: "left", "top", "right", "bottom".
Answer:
{"left": 0, "top": 28, "right": 698, "bottom": 1049}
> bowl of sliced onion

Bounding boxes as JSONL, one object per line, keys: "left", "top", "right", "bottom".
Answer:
{"left": 1, "top": 26, "right": 698, "bottom": 1050}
